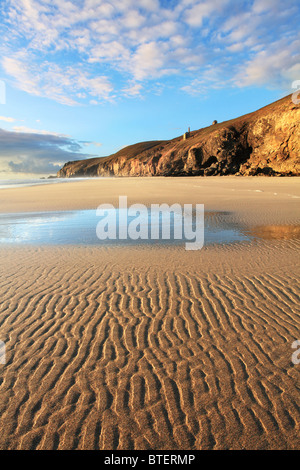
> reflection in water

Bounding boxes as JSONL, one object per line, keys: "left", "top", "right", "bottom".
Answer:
{"left": 1, "top": 209, "right": 297, "bottom": 247}
{"left": 246, "top": 225, "right": 300, "bottom": 240}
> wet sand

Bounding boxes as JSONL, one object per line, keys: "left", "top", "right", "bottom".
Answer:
{"left": 0, "top": 177, "right": 299, "bottom": 450}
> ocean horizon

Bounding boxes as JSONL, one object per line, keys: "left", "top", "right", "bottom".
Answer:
{"left": 0, "top": 177, "right": 100, "bottom": 189}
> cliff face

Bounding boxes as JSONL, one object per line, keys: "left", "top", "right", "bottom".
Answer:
{"left": 57, "top": 94, "right": 300, "bottom": 178}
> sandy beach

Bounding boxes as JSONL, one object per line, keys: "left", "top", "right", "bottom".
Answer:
{"left": 0, "top": 176, "right": 299, "bottom": 450}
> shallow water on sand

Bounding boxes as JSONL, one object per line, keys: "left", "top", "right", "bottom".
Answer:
{"left": 0, "top": 209, "right": 254, "bottom": 247}
{"left": 1, "top": 209, "right": 299, "bottom": 247}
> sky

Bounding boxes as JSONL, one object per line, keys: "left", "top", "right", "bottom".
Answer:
{"left": 0, "top": 0, "right": 299, "bottom": 178}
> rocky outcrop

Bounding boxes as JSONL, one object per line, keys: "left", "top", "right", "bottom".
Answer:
{"left": 57, "top": 94, "right": 300, "bottom": 178}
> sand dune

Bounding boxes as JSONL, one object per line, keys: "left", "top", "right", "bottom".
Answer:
{"left": 0, "top": 177, "right": 299, "bottom": 450}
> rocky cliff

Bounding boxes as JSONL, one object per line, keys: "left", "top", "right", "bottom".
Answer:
{"left": 57, "top": 94, "right": 300, "bottom": 178}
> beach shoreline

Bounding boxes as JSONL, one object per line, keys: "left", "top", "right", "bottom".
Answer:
{"left": 0, "top": 176, "right": 299, "bottom": 223}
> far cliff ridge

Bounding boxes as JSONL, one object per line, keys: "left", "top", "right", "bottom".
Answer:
{"left": 57, "top": 94, "right": 300, "bottom": 178}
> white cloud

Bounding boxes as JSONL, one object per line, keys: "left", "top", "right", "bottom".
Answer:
{"left": 2, "top": 55, "right": 78, "bottom": 106}
{"left": 2, "top": 1, "right": 195, "bottom": 95}
{"left": 181, "top": 64, "right": 230, "bottom": 95}
{"left": 252, "top": 0, "right": 280, "bottom": 14}
{"left": 131, "top": 41, "right": 168, "bottom": 80}
{"left": 184, "top": 0, "right": 229, "bottom": 27}
{"left": 1, "top": 0, "right": 299, "bottom": 103}
{"left": 0, "top": 116, "right": 16, "bottom": 122}
{"left": 81, "top": 141, "right": 102, "bottom": 147}
{"left": 122, "top": 83, "right": 143, "bottom": 97}
{"left": 122, "top": 11, "right": 146, "bottom": 29}
{"left": 236, "top": 39, "right": 300, "bottom": 88}
{"left": 2, "top": 54, "right": 114, "bottom": 105}
{"left": 12, "top": 126, "right": 69, "bottom": 136}
{"left": 88, "top": 41, "right": 130, "bottom": 63}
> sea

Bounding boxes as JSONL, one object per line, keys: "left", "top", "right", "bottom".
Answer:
{"left": 0, "top": 177, "right": 96, "bottom": 189}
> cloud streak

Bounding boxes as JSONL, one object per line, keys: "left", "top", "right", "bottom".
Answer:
{"left": 0, "top": 116, "right": 16, "bottom": 122}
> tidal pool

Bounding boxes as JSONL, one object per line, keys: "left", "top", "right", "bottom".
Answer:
{"left": 0, "top": 209, "right": 254, "bottom": 247}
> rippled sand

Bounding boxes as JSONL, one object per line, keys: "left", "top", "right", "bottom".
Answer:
{"left": 0, "top": 177, "right": 299, "bottom": 450}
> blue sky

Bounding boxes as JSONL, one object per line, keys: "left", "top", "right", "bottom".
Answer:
{"left": 0, "top": 0, "right": 299, "bottom": 178}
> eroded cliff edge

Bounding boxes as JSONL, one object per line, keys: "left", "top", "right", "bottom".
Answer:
{"left": 57, "top": 94, "right": 300, "bottom": 178}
